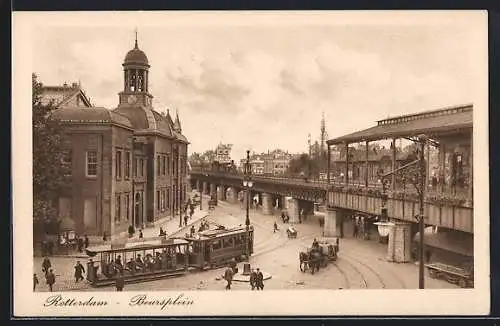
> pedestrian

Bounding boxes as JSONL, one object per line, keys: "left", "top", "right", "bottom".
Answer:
{"left": 299, "top": 209, "right": 303, "bottom": 223}
{"left": 42, "top": 257, "right": 51, "bottom": 275}
{"left": 33, "top": 273, "right": 39, "bottom": 291}
{"left": 273, "top": 221, "right": 278, "bottom": 233}
{"left": 256, "top": 268, "right": 264, "bottom": 290}
{"left": 46, "top": 269, "right": 56, "bottom": 292}
{"left": 77, "top": 236, "right": 84, "bottom": 253}
{"left": 190, "top": 225, "right": 195, "bottom": 237}
{"left": 128, "top": 225, "right": 135, "bottom": 238}
{"left": 139, "top": 230, "right": 143, "bottom": 239}
{"left": 84, "top": 234, "right": 89, "bottom": 248}
{"left": 115, "top": 271, "right": 125, "bottom": 291}
{"left": 249, "top": 269, "right": 257, "bottom": 290}
{"left": 103, "top": 231, "right": 108, "bottom": 242}
{"left": 184, "top": 215, "right": 188, "bottom": 226}
{"left": 353, "top": 221, "right": 359, "bottom": 238}
{"left": 74, "top": 260, "right": 85, "bottom": 282}
{"left": 224, "top": 265, "right": 234, "bottom": 290}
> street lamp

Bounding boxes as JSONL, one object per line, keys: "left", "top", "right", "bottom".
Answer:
{"left": 243, "top": 150, "right": 253, "bottom": 263}
{"left": 374, "top": 179, "right": 394, "bottom": 240}
{"left": 374, "top": 134, "right": 428, "bottom": 289}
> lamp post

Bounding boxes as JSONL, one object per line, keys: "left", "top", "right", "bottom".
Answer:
{"left": 243, "top": 150, "right": 253, "bottom": 262}
{"left": 374, "top": 134, "right": 427, "bottom": 289}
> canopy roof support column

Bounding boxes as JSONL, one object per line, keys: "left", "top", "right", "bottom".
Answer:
{"left": 345, "top": 142, "right": 349, "bottom": 185}
{"left": 327, "top": 144, "right": 331, "bottom": 185}
{"left": 365, "top": 140, "right": 369, "bottom": 187}
{"left": 392, "top": 138, "right": 397, "bottom": 191}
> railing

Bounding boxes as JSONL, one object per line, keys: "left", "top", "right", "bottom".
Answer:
{"left": 190, "top": 169, "right": 472, "bottom": 204}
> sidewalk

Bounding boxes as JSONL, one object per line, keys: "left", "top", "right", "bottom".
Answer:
{"left": 44, "top": 202, "right": 209, "bottom": 258}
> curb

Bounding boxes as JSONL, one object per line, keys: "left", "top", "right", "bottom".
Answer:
{"left": 168, "top": 211, "right": 209, "bottom": 238}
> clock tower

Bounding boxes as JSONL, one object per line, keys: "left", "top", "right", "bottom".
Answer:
{"left": 118, "top": 31, "right": 153, "bottom": 108}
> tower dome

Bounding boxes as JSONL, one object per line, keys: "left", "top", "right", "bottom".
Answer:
{"left": 123, "top": 35, "right": 149, "bottom": 66}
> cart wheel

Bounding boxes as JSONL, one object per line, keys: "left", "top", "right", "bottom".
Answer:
{"left": 458, "top": 278, "right": 467, "bottom": 288}
{"left": 428, "top": 269, "right": 437, "bottom": 278}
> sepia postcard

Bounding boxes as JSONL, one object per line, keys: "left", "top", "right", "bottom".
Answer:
{"left": 12, "top": 10, "right": 490, "bottom": 317}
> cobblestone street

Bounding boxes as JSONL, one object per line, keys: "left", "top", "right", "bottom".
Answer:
{"left": 33, "top": 197, "right": 458, "bottom": 292}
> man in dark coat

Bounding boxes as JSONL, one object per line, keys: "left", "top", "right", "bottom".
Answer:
{"left": 33, "top": 274, "right": 39, "bottom": 291}
{"left": 77, "top": 236, "right": 84, "bottom": 252}
{"left": 46, "top": 269, "right": 56, "bottom": 292}
{"left": 256, "top": 268, "right": 264, "bottom": 290}
{"left": 224, "top": 265, "right": 234, "bottom": 290}
{"left": 74, "top": 260, "right": 85, "bottom": 282}
{"left": 42, "top": 257, "right": 51, "bottom": 274}
{"left": 249, "top": 269, "right": 257, "bottom": 290}
{"left": 115, "top": 271, "right": 125, "bottom": 291}
{"left": 84, "top": 234, "right": 89, "bottom": 248}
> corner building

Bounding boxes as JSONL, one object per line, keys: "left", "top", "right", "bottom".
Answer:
{"left": 52, "top": 38, "right": 189, "bottom": 238}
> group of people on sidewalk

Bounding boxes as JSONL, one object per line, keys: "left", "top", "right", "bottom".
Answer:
{"left": 223, "top": 264, "right": 265, "bottom": 291}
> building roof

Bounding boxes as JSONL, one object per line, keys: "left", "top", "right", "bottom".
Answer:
{"left": 327, "top": 104, "right": 473, "bottom": 145}
{"left": 113, "top": 106, "right": 189, "bottom": 143}
{"left": 51, "top": 107, "right": 133, "bottom": 129}
{"left": 41, "top": 83, "right": 93, "bottom": 108}
{"left": 123, "top": 39, "right": 149, "bottom": 67}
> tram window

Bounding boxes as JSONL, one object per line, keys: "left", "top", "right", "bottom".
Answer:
{"left": 212, "top": 240, "right": 221, "bottom": 250}
{"left": 235, "top": 236, "right": 242, "bottom": 246}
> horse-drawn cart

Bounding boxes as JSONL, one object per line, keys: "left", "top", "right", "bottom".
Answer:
{"left": 299, "top": 238, "right": 339, "bottom": 274}
{"left": 425, "top": 262, "right": 473, "bottom": 288}
{"left": 287, "top": 226, "right": 297, "bottom": 239}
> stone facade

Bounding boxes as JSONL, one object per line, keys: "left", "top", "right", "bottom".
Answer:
{"left": 386, "top": 222, "right": 412, "bottom": 263}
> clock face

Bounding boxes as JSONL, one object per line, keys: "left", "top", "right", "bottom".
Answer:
{"left": 127, "top": 95, "right": 137, "bottom": 104}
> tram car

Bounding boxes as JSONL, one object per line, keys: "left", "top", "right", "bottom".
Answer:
{"left": 85, "top": 238, "right": 190, "bottom": 287}
{"left": 183, "top": 226, "right": 254, "bottom": 270}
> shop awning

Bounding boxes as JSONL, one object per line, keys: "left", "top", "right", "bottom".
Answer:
{"left": 413, "top": 231, "right": 473, "bottom": 257}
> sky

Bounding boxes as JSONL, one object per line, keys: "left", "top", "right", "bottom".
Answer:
{"left": 32, "top": 14, "right": 480, "bottom": 162}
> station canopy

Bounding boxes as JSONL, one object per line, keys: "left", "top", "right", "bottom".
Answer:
{"left": 327, "top": 104, "right": 473, "bottom": 145}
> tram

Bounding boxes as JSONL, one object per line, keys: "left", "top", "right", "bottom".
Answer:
{"left": 85, "top": 238, "right": 190, "bottom": 287}
{"left": 184, "top": 225, "right": 254, "bottom": 270}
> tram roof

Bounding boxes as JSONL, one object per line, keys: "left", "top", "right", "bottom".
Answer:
{"left": 85, "top": 238, "right": 189, "bottom": 255}
{"left": 186, "top": 226, "right": 251, "bottom": 240}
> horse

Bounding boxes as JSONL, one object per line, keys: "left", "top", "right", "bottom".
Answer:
{"left": 306, "top": 250, "right": 322, "bottom": 274}
{"left": 299, "top": 252, "right": 309, "bottom": 272}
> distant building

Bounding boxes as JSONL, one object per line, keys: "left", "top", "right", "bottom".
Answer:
{"left": 239, "top": 149, "right": 294, "bottom": 175}
{"left": 215, "top": 143, "right": 232, "bottom": 164}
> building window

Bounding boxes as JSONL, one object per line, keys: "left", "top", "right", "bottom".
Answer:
{"left": 61, "top": 150, "right": 72, "bottom": 176}
{"left": 125, "top": 152, "right": 130, "bottom": 179}
{"left": 86, "top": 151, "right": 98, "bottom": 177}
{"left": 116, "top": 150, "right": 122, "bottom": 179}
{"left": 161, "top": 189, "right": 165, "bottom": 211}
{"left": 166, "top": 156, "right": 170, "bottom": 175}
{"left": 134, "top": 158, "right": 138, "bottom": 177}
{"left": 124, "top": 193, "right": 130, "bottom": 221}
{"left": 157, "top": 190, "right": 161, "bottom": 210}
{"left": 166, "top": 188, "right": 170, "bottom": 209}
{"left": 162, "top": 156, "right": 166, "bottom": 175}
{"left": 115, "top": 194, "right": 121, "bottom": 222}
{"left": 140, "top": 158, "right": 144, "bottom": 177}
{"left": 157, "top": 156, "right": 161, "bottom": 176}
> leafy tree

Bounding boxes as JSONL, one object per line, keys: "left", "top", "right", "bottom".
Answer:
{"left": 32, "top": 73, "right": 66, "bottom": 234}
{"left": 287, "top": 153, "right": 319, "bottom": 178}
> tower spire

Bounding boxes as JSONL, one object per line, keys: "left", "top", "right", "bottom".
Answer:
{"left": 134, "top": 28, "right": 138, "bottom": 48}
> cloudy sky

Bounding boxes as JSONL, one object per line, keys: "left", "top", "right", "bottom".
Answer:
{"left": 32, "top": 13, "right": 481, "bottom": 161}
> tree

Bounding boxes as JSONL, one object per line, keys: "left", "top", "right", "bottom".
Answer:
{"left": 287, "top": 153, "right": 319, "bottom": 178}
{"left": 32, "top": 73, "right": 66, "bottom": 233}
